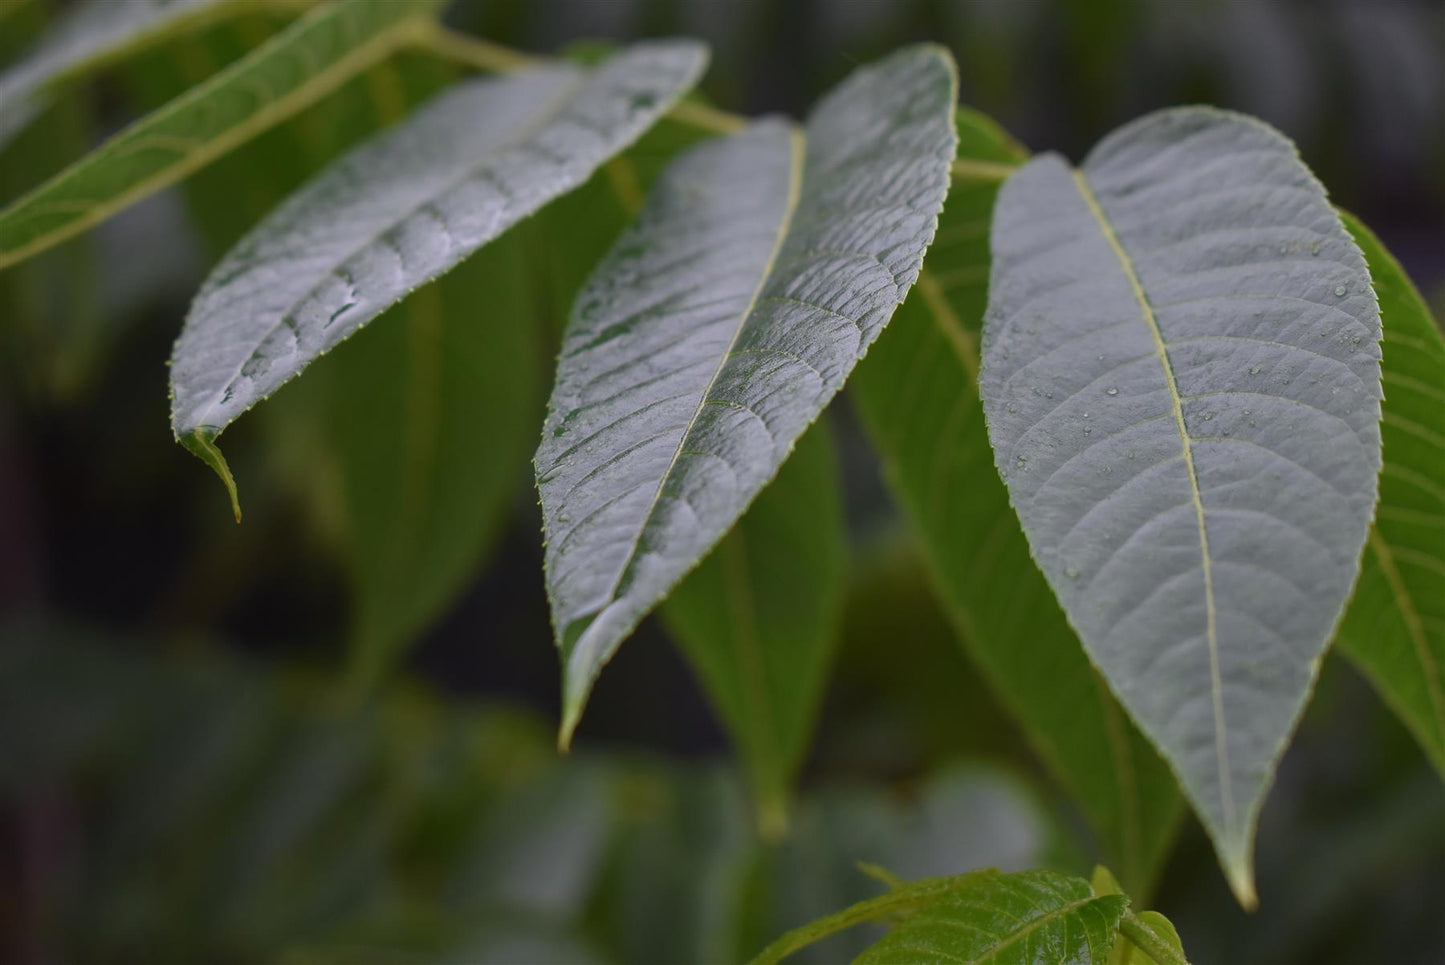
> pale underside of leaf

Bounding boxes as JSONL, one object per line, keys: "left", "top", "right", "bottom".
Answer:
{"left": 853, "top": 870, "right": 1127, "bottom": 965}
{"left": 535, "top": 45, "right": 959, "bottom": 745}
{"left": 169, "top": 40, "right": 707, "bottom": 449}
{"left": 981, "top": 107, "right": 1383, "bottom": 905}
{"left": 853, "top": 109, "right": 1182, "bottom": 894}
{"left": 1334, "top": 211, "right": 1445, "bottom": 777}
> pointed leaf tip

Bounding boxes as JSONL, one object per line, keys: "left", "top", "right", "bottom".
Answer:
{"left": 180, "top": 429, "right": 241, "bottom": 523}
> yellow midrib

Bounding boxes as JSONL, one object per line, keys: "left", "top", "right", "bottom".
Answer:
{"left": 604, "top": 125, "right": 806, "bottom": 606}
{"left": 1069, "top": 169, "right": 1234, "bottom": 835}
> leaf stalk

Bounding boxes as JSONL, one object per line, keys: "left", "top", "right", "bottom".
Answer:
{"left": 1119, "top": 910, "right": 1192, "bottom": 965}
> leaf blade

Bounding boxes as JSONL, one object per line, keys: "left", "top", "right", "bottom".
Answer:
{"left": 169, "top": 39, "right": 707, "bottom": 469}
{"left": 852, "top": 108, "right": 1182, "bottom": 895}
{"left": 1334, "top": 210, "right": 1445, "bottom": 776}
{"left": 981, "top": 108, "right": 1384, "bottom": 905}
{"left": 535, "top": 46, "right": 959, "bottom": 744}
{"left": 662, "top": 420, "right": 844, "bottom": 832}
{"left": 0, "top": 0, "right": 446, "bottom": 269}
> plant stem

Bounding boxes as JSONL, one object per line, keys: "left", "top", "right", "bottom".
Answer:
{"left": 1119, "top": 910, "right": 1192, "bottom": 965}
{"left": 952, "top": 158, "right": 1018, "bottom": 182}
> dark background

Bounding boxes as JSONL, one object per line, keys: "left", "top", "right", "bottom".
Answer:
{"left": 1, "top": 0, "right": 1442, "bottom": 962}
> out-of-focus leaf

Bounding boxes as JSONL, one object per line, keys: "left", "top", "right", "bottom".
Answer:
{"left": 536, "top": 46, "right": 958, "bottom": 745}
{"left": 1333, "top": 211, "right": 1445, "bottom": 777}
{"left": 663, "top": 420, "right": 843, "bottom": 834}
{"left": 0, "top": 0, "right": 247, "bottom": 152}
{"left": 169, "top": 40, "right": 708, "bottom": 518}
{"left": 0, "top": 0, "right": 447, "bottom": 270}
{"left": 855, "top": 870, "right": 1128, "bottom": 965}
{"left": 851, "top": 107, "right": 1181, "bottom": 895}
{"left": 981, "top": 107, "right": 1383, "bottom": 905}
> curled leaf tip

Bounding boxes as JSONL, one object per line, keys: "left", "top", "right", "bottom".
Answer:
{"left": 181, "top": 428, "right": 242, "bottom": 523}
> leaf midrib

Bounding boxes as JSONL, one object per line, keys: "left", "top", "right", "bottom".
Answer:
{"left": 1368, "top": 528, "right": 1445, "bottom": 750}
{"left": 189, "top": 63, "right": 589, "bottom": 432}
{"left": 600, "top": 125, "right": 807, "bottom": 611}
{"left": 1068, "top": 168, "right": 1235, "bottom": 836}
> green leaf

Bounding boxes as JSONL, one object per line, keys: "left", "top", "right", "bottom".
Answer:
{"left": 0, "top": 0, "right": 247, "bottom": 152}
{"left": 851, "top": 107, "right": 1182, "bottom": 895}
{"left": 1091, "top": 866, "right": 1185, "bottom": 965}
{"left": 334, "top": 230, "right": 542, "bottom": 687}
{"left": 535, "top": 45, "right": 959, "bottom": 746}
{"left": 0, "top": 0, "right": 446, "bottom": 270}
{"left": 980, "top": 107, "right": 1384, "bottom": 905}
{"left": 169, "top": 39, "right": 708, "bottom": 508}
{"left": 1334, "top": 210, "right": 1445, "bottom": 777}
{"left": 662, "top": 420, "right": 844, "bottom": 833}
{"left": 854, "top": 870, "right": 1128, "bottom": 965}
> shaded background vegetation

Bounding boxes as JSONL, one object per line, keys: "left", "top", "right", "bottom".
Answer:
{"left": 1, "top": 0, "right": 1441, "bottom": 962}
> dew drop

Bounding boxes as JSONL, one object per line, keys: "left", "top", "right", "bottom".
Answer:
{"left": 1105, "top": 387, "right": 1118, "bottom": 396}
{"left": 1310, "top": 243, "right": 1321, "bottom": 256}
{"left": 1006, "top": 402, "right": 1018, "bottom": 414}
{"left": 1064, "top": 566, "right": 1081, "bottom": 579}
{"left": 1249, "top": 365, "right": 1261, "bottom": 375}
{"left": 1203, "top": 413, "right": 1214, "bottom": 421}
{"left": 1278, "top": 243, "right": 1289, "bottom": 255}
{"left": 1127, "top": 449, "right": 1137, "bottom": 460}
{"left": 1334, "top": 285, "right": 1348, "bottom": 297}
{"left": 1082, "top": 426, "right": 1093, "bottom": 435}
{"left": 1016, "top": 454, "right": 1027, "bottom": 466}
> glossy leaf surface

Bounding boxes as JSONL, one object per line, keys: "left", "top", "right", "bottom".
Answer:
{"left": 981, "top": 107, "right": 1384, "bottom": 903}
{"left": 1334, "top": 211, "right": 1445, "bottom": 776}
{"left": 663, "top": 420, "right": 844, "bottom": 831}
{"left": 536, "top": 46, "right": 958, "bottom": 743}
{"left": 854, "top": 870, "right": 1127, "bottom": 965}
{"left": 852, "top": 109, "right": 1182, "bottom": 894}
{"left": 169, "top": 39, "right": 707, "bottom": 509}
{"left": 0, "top": 0, "right": 442, "bottom": 269}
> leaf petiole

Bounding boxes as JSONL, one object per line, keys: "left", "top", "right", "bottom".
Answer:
{"left": 1119, "top": 909, "right": 1193, "bottom": 965}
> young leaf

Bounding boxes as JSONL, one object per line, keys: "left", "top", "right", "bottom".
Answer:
{"left": 169, "top": 40, "right": 709, "bottom": 515}
{"left": 662, "top": 420, "right": 844, "bottom": 834}
{"left": 980, "top": 107, "right": 1384, "bottom": 905}
{"left": 851, "top": 108, "right": 1183, "bottom": 895}
{"left": 535, "top": 45, "right": 959, "bottom": 746}
{"left": 0, "top": 0, "right": 243, "bottom": 152}
{"left": 0, "top": 0, "right": 444, "bottom": 270}
{"left": 1334, "top": 211, "right": 1445, "bottom": 776}
{"left": 1091, "top": 865, "right": 1186, "bottom": 965}
{"left": 854, "top": 870, "right": 1128, "bottom": 965}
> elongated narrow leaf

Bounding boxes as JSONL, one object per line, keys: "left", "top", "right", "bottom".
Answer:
{"left": 536, "top": 46, "right": 959, "bottom": 745}
{"left": 981, "top": 107, "right": 1383, "bottom": 905}
{"left": 662, "top": 420, "right": 843, "bottom": 832}
{"left": 0, "top": 0, "right": 240, "bottom": 152}
{"left": 852, "top": 109, "right": 1182, "bottom": 895}
{"left": 1335, "top": 211, "right": 1445, "bottom": 776}
{"left": 855, "top": 870, "right": 1127, "bottom": 965}
{"left": 169, "top": 40, "right": 708, "bottom": 516}
{"left": 0, "top": 0, "right": 445, "bottom": 270}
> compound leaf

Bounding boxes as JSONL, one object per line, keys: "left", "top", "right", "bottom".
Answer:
{"left": 1334, "top": 210, "right": 1445, "bottom": 777}
{"left": 852, "top": 108, "right": 1182, "bottom": 895}
{"left": 0, "top": 0, "right": 443, "bottom": 270}
{"left": 535, "top": 46, "right": 958, "bottom": 745}
{"left": 169, "top": 39, "right": 708, "bottom": 516}
{"left": 981, "top": 107, "right": 1384, "bottom": 905}
{"left": 662, "top": 420, "right": 844, "bottom": 833}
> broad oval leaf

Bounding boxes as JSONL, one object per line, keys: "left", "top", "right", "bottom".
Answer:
{"left": 662, "top": 420, "right": 844, "bottom": 833}
{"left": 1334, "top": 211, "right": 1445, "bottom": 777}
{"left": 0, "top": 0, "right": 445, "bottom": 270}
{"left": 169, "top": 39, "right": 708, "bottom": 516}
{"left": 853, "top": 870, "right": 1128, "bottom": 965}
{"left": 852, "top": 108, "right": 1182, "bottom": 895}
{"left": 981, "top": 107, "right": 1384, "bottom": 905}
{"left": 535, "top": 45, "right": 959, "bottom": 745}
{"left": 0, "top": 0, "right": 239, "bottom": 152}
